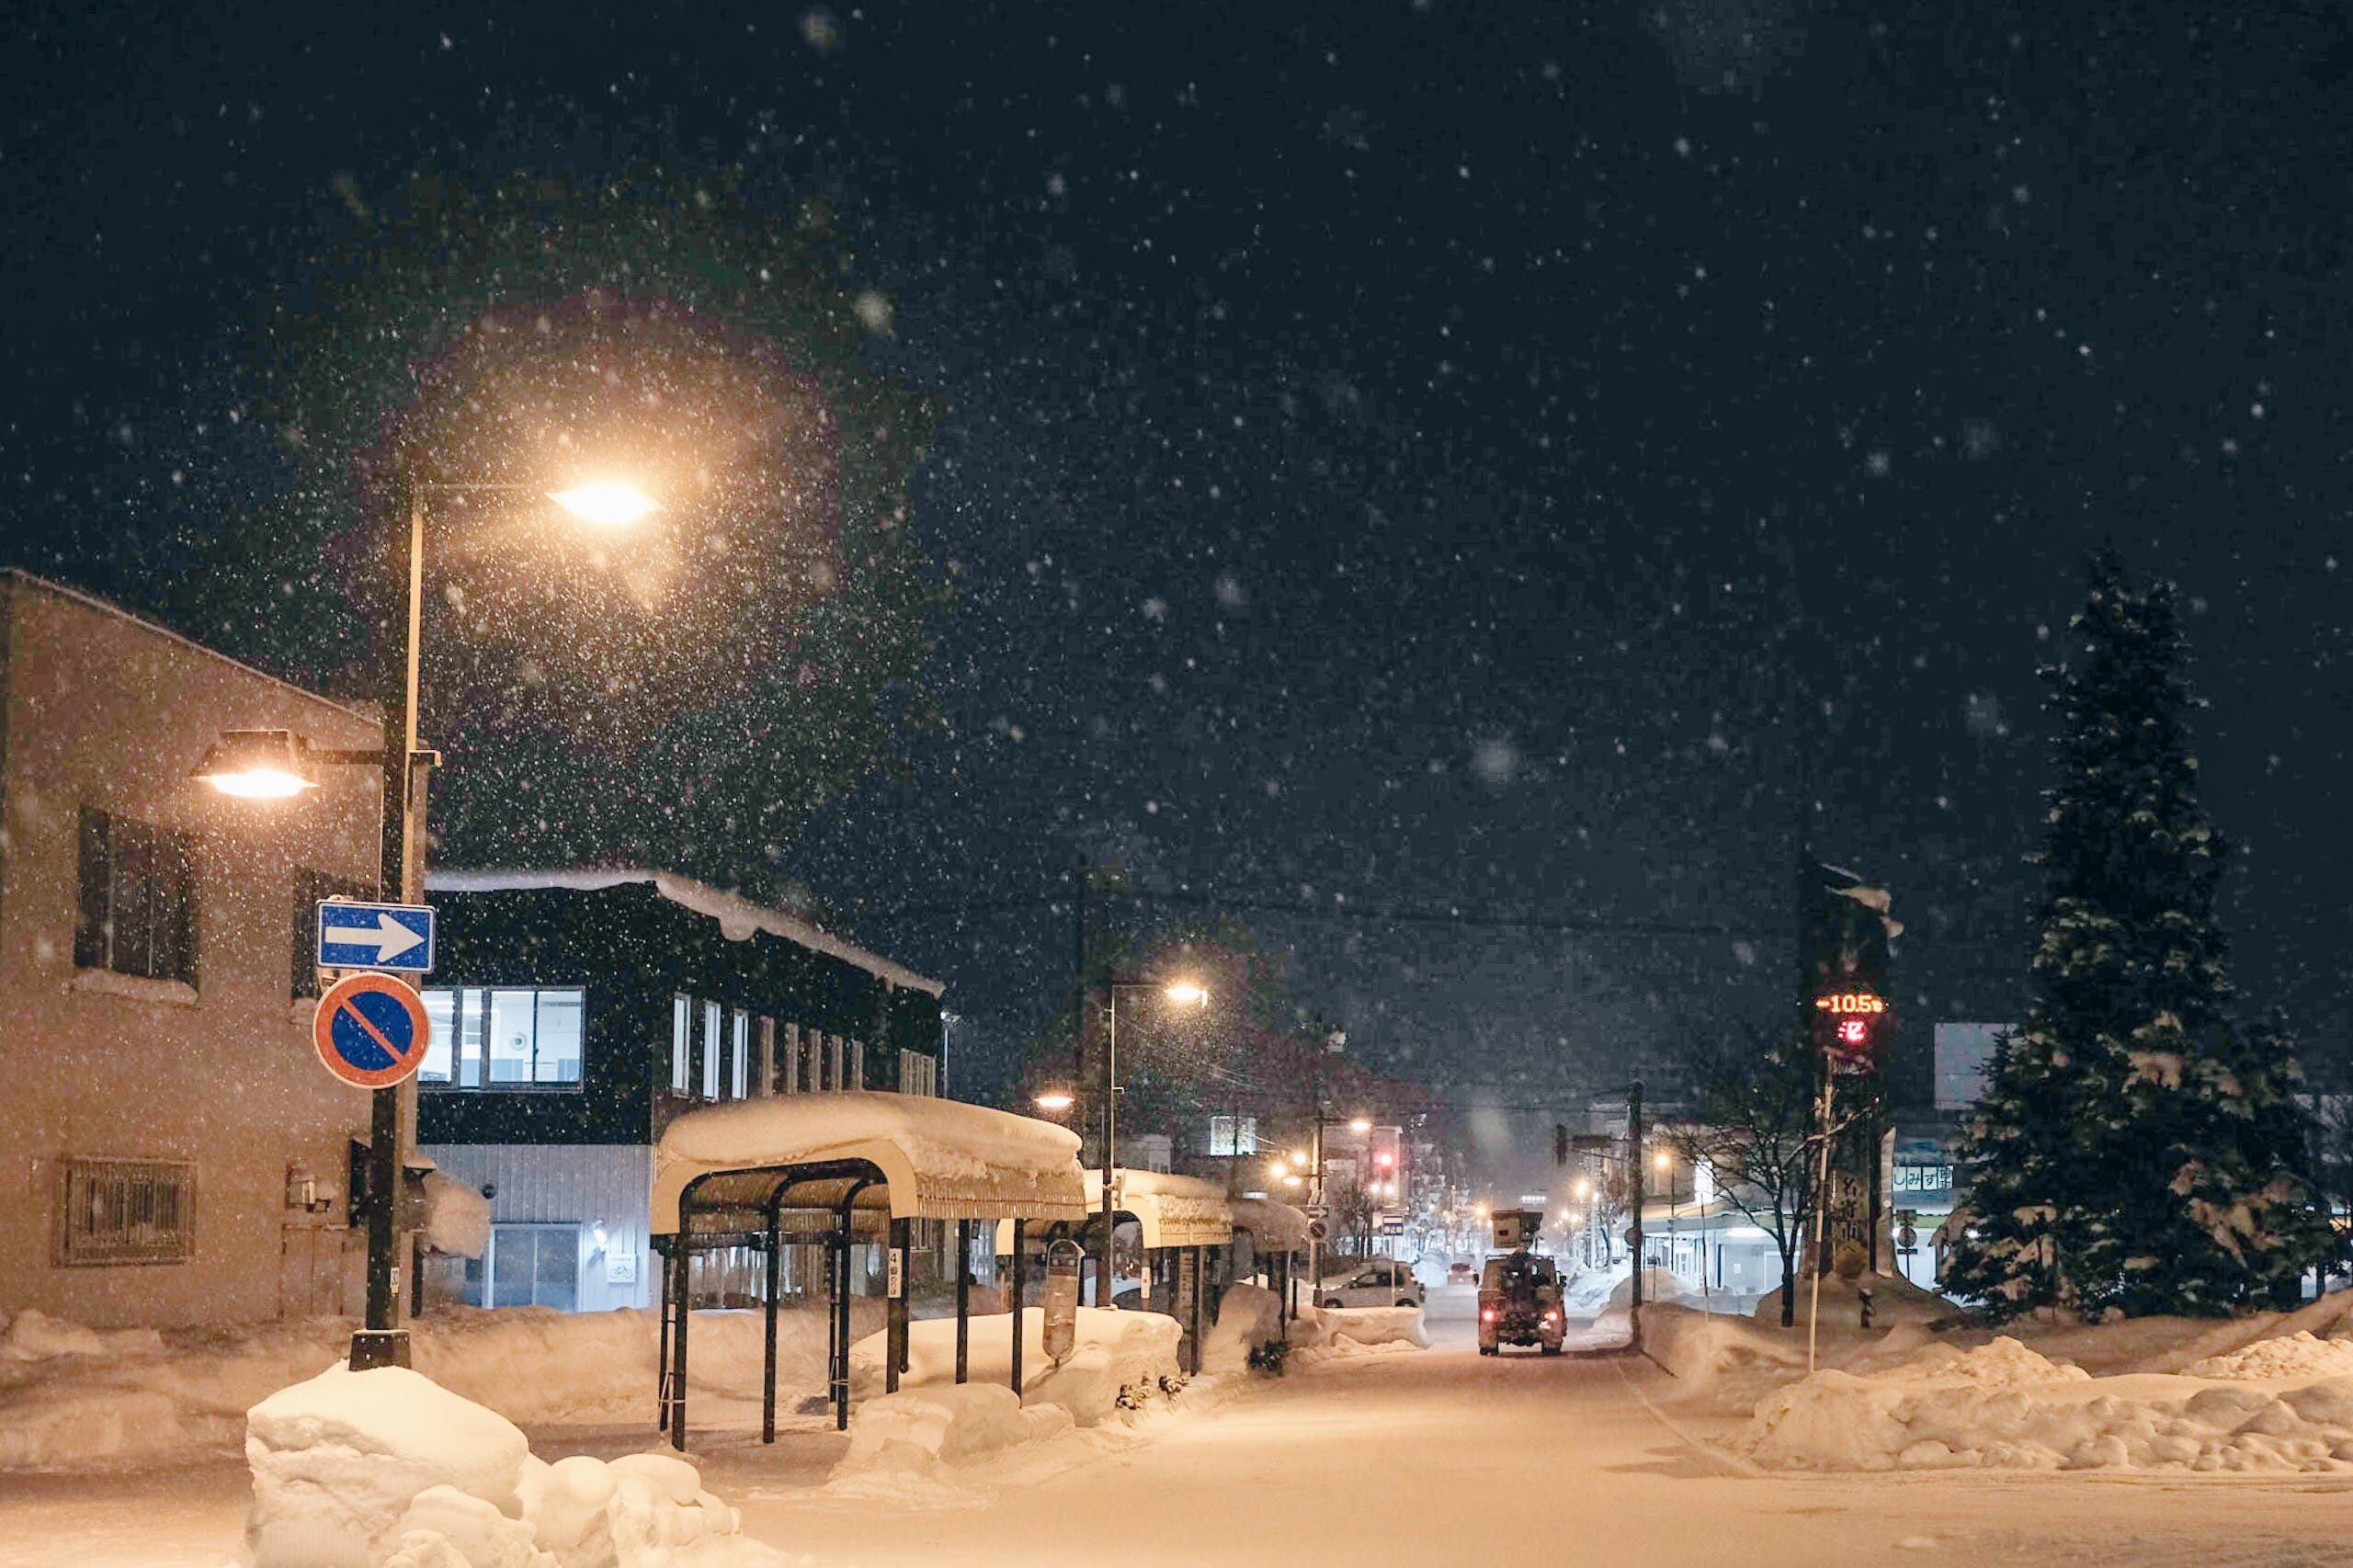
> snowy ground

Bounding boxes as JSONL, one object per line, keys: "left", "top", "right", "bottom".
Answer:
{"left": 9, "top": 1285, "right": 2353, "bottom": 1565}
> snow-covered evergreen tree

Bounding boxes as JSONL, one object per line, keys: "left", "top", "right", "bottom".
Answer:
{"left": 1944, "top": 549, "right": 2335, "bottom": 1320}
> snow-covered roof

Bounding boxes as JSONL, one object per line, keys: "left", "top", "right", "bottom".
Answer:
{"left": 652, "top": 1091, "right": 1086, "bottom": 1233}
{"left": 427, "top": 868, "right": 945, "bottom": 996}
{"left": 1227, "top": 1196, "right": 1312, "bottom": 1252}
{"left": 992, "top": 1167, "right": 1236, "bottom": 1253}
{"left": 1089, "top": 1169, "right": 1234, "bottom": 1248}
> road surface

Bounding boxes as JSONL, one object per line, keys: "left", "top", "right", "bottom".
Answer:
{"left": 8, "top": 1287, "right": 2353, "bottom": 1566}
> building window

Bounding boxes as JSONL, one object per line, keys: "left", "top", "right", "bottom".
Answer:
{"left": 700, "top": 1001, "right": 723, "bottom": 1099}
{"left": 57, "top": 1157, "right": 194, "bottom": 1266}
{"left": 419, "top": 987, "right": 584, "bottom": 1088}
{"left": 731, "top": 1010, "right": 751, "bottom": 1100}
{"left": 75, "top": 807, "right": 199, "bottom": 986}
{"left": 672, "top": 995, "right": 691, "bottom": 1093}
{"left": 899, "top": 1049, "right": 938, "bottom": 1097}
{"left": 292, "top": 870, "right": 374, "bottom": 997}
{"left": 757, "top": 1017, "right": 778, "bottom": 1096}
{"left": 464, "top": 1223, "right": 580, "bottom": 1311}
{"left": 1209, "top": 1116, "right": 1258, "bottom": 1156}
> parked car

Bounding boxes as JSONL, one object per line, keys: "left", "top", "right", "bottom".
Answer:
{"left": 1447, "top": 1260, "right": 1477, "bottom": 1285}
{"left": 1318, "top": 1258, "right": 1426, "bottom": 1310}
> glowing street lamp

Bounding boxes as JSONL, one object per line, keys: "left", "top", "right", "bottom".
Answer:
{"left": 192, "top": 729, "right": 323, "bottom": 799}
{"left": 1348, "top": 1116, "right": 1373, "bottom": 1135}
{"left": 1032, "top": 1088, "right": 1075, "bottom": 1113}
{"left": 200, "top": 475, "right": 655, "bottom": 1372}
{"left": 549, "top": 482, "right": 658, "bottom": 527}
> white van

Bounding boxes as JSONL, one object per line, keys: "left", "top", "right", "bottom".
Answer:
{"left": 1317, "top": 1257, "right": 1426, "bottom": 1310}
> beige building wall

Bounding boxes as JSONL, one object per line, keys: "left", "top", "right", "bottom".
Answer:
{"left": 0, "top": 574, "right": 382, "bottom": 1328}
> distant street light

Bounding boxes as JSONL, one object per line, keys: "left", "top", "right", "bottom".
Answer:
{"left": 1090, "top": 978, "right": 1209, "bottom": 1306}
{"left": 200, "top": 473, "right": 654, "bottom": 1372}
{"left": 1033, "top": 1088, "right": 1075, "bottom": 1113}
{"left": 1348, "top": 1116, "right": 1373, "bottom": 1134}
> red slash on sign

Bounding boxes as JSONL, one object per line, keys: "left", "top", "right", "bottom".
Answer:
{"left": 313, "top": 971, "right": 432, "bottom": 1089}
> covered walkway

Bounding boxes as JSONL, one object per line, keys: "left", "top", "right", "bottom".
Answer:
{"left": 650, "top": 1091, "right": 1088, "bottom": 1446}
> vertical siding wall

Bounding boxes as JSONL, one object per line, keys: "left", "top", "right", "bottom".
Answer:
{"left": 418, "top": 1144, "right": 654, "bottom": 1312}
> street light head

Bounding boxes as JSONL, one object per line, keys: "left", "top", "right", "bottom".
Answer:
{"left": 1654, "top": 1151, "right": 1671, "bottom": 1171}
{"left": 193, "top": 730, "right": 320, "bottom": 799}
{"left": 1162, "top": 981, "right": 1209, "bottom": 1007}
{"left": 1348, "top": 1117, "right": 1373, "bottom": 1135}
{"left": 1573, "top": 1177, "right": 1591, "bottom": 1198}
{"left": 1289, "top": 1150, "right": 1307, "bottom": 1168}
{"left": 1032, "top": 1088, "right": 1075, "bottom": 1114}
{"left": 549, "top": 482, "right": 657, "bottom": 527}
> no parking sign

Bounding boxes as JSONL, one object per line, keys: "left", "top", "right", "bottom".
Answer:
{"left": 313, "top": 971, "right": 432, "bottom": 1089}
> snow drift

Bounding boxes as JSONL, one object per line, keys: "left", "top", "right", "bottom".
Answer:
{"left": 0, "top": 1303, "right": 878, "bottom": 1472}
{"left": 245, "top": 1364, "right": 792, "bottom": 1567}
{"left": 1745, "top": 1332, "right": 2353, "bottom": 1472}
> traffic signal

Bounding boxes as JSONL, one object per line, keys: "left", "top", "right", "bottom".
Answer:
{"left": 1801, "top": 854, "right": 1900, "bottom": 1069}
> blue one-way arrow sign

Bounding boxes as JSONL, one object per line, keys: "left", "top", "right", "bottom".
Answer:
{"left": 316, "top": 901, "right": 436, "bottom": 973}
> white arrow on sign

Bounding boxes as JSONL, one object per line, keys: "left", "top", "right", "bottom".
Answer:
{"left": 338, "top": 912, "right": 426, "bottom": 964}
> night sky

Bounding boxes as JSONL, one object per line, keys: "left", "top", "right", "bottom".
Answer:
{"left": 8, "top": 2, "right": 2352, "bottom": 1158}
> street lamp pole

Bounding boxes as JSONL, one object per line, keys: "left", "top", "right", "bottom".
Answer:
{"left": 350, "top": 488, "right": 435, "bottom": 1370}
{"left": 1093, "top": 980, "right": 1207, "bottom": 1310}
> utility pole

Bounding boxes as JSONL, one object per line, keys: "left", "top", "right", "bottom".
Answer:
{"left": 1627, "top": 1078, "right": 1645, "bottom": 1351}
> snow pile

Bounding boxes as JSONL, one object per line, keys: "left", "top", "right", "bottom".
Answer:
{"left": 1637, "top": 1304, "right": 1805, "bottom": 1385}
{"left": 1608, "top": 1268, "right": 1692, "bottom": 1308}
{"left": 847, "top": 1306, "right": 1183, "bottom": 1426}
{"left": 0, "top": 1304, "right": 876, "bottom": 1472}
{"left": 1753, "top": 1268, "right": 1951, "bottom": 1329}
{"left": 836, "top": 1383, "right": 1072, "bottom": 1477}
{"left": 1744, "top": 1334, "right": 2353, "bottom": 1473}
{"left": 1200, "top": 1284, "right": 1284, "bottom": 1375}
{"left": 421, "top": 1172, "right": 493, "bottom": 1259}
{"left": 1289, "top": 1305, "right": 1429, "bottom": 1358}
{"left": 246, "top": 1365, "right": 793, "bottom": 1567}
{"left": 2182, "top": 1332, "right": 2353, "bottom": 1381}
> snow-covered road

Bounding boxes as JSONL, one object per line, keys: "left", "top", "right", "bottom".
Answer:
{"left": 10, "top": 1289, "right": 2353, "bottom": 1566}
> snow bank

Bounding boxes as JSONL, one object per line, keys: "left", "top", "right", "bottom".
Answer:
{"left": 1, "top": 1306, "right": 164, "bottom": 1361}
{"left": 1637, "top": 1304, "right": 1806, "bottom": 1385}
{"left": 1608, "top": 1268, "right": 1692, "bottom": 1308}
{"left": 1744, "top": 1334, "right": 2353, "bottom": 1473}
{"left": 836, "top": 1383, "right": 1073, "bottom": 1478}
{"left": 0, "top": 1304, "right": 877, "bottom": 1472}
{"left": 246, "top": 1365, "right": 795, "bottom": 1568}
{"left": 1289, "top": 1305, "right": 1429, "bottom": 1356}
{"left": 847, "top": 1306, "right": 1182, "bottom": 1427}
{"left": 1200, "top": 1284, "right": 1284, "bottom": 1375}
{"left": 1753, "top": 1268, "right": 1951, "bottom": 1329}
{"left": 2182, "top": 1332, "right": 2353, "bottom": 1381}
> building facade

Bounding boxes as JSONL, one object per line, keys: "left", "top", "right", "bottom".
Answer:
{"left": 415, "top": 870, "right": 947, "bottom": 1313}
{"left": 0, "top": 572, "right": 381, "bottom": 1328}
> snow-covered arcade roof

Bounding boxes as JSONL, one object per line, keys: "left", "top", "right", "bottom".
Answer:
{"left": 1227, "top": 1196, "right": 1312, "bottom": 1252}
{"left": 427, "top": 868, "right": 945, "bottom": 996}
{"left": 1089, "top": 1169, "right": 1234, "bottom": 1249}
{"left": 651, "top": 1091, "right": 1087, "bottom": 1235}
